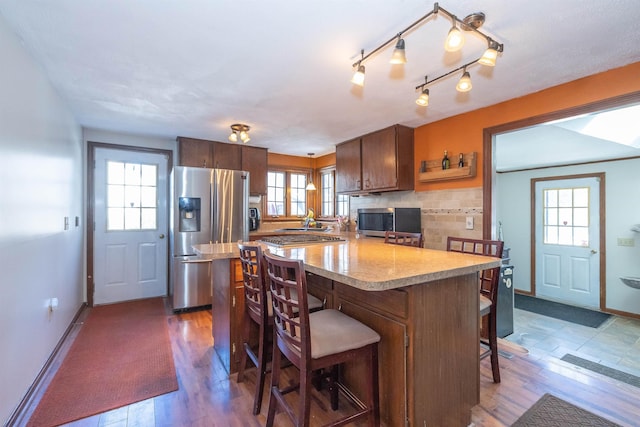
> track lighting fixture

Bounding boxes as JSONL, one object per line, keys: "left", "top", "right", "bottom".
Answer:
{"left": 305, "top": 153, "right": 316, "bottom": 191}
{"left": 351, "top": 50, "right": 366, "bottom": 86}
{"left": 390, "top": 36, "right": 407, "bottom": 64}
{"left": 416, "top": 88, "right": 430, "bottom": 106}
{"left": 228, "top": 123, "right": 251, "bottom": 143}
{"left": 444, "top": 16, "right": 464, "bottom": 52}
{"left": 456, "top": 69, "right": 472, "bottom": 92}
{"left": 478, "top": 39, "right": 500, "bottom": 66}
{"left": 350, "top": 2, "right": 504, "bottom": 106}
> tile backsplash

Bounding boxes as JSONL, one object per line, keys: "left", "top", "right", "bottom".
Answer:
{"left": 349, "top": 187, "right": 483, "bottom": 249}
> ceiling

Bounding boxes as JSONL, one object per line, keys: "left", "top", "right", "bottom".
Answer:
{"left": 1, "top": 0, "right": 639, "bottom": 164}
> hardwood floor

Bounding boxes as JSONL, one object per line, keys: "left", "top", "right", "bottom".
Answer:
{"left": 14, "top": 299, "right": 640, "bottom": 427}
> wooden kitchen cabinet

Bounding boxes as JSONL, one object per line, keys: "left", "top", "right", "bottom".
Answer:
{"left": 336, "top": 124, "right": 414, "bottom": 194}
{"left": 305, "top": 271, "right": 332, "bottom": 309}
{"left": 335, "top": 137, "right": 362, "bottom": 193}
{"left": 177, "top": 136, "right": 214, "bottom": 168}
{"left": 212, "top": 258, "right": 248, "bottom": 375}
{"left": 177, "top": 137, "right": 268, "bottom": 195}
{"left": 333, "top": 283, "right": 408, "bottom": 427}
{"left": 212, "top": 141, "right": 242, "bottom": 170}
{"left": 242, "top": 145, "right": 268, "bottom": 195}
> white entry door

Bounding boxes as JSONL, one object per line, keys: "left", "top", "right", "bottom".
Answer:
{"left": 534, "top": 176, "right": 601, "bottom": 308}
{"left": 93, "top": 147, "right": 169, "bottom": 305}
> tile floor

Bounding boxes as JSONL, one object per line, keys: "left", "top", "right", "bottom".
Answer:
{"left": 505, "top": 308, "right": 640, "bottom": 378}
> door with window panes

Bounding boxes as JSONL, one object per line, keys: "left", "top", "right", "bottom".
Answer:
{"left": 93, "top": 147, "right": 168, "bottom": 305}
{"left": 534, "top": 176, "right": 601, "bottom": 308}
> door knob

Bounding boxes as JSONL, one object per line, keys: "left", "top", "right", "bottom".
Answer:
{"left": 159, "top": 234, "right": 165, "bottom": 239}
{"left": 590, "top": 249, "right": 597, "bottom": 254}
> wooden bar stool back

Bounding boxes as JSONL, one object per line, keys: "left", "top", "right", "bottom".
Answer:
{"left": 236, "top": 243, "right": 324, "bottom": 415}
{"left": 384, "top": 230, "right": 423, "bottom": 247}
{"left": 236, "top": 242, "right": 272, "bottom": 414}
{"left": 446, "top": 236, "right": 504, "bottom": 383}
{"left": 263, "top": 251, "right": 381, "bottom": 427}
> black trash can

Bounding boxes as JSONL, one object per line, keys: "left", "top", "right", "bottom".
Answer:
{"left": 497, "top": 265, "right": 514, "bottom": 338}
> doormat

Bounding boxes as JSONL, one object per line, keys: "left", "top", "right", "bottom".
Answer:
{"left": 561, "top": 354, "right": 640, "bottom": 388}
{"left": 514, "top": 294, "right": 610, "bottom": 328}
{"left": 26, "top": 298, "right": 178, "bottom": 427}
{"left": 512, "top": 393, "right": 621, "bottom": 426}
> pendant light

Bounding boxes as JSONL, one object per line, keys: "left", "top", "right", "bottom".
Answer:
{"left": 305, "top": 153, "right": 316, "bottom": 191}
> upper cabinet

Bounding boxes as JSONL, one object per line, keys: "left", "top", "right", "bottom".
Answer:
{"left": 177, "top": 136, "right": 268, "bottom": 195}
{"left": 336, "top": 124, "right": 414, "bottom": 194}
{"left": 241, "top": 145, "right": 268, "bottom": 195}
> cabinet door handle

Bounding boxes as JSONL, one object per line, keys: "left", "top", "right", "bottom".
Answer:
{"left": 338, "top": 303, "right": 342, "bottom": 311}
{"left": 322, "top": 297, "right": 327, "bottom": 308}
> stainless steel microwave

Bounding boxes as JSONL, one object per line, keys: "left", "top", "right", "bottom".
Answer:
{"left": 357, "top": 208, "right": 421, "bottom": 237}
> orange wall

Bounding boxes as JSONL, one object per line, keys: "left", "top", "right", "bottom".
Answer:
{"left": 414, "top": 61, "right": 640, "bottom": 191}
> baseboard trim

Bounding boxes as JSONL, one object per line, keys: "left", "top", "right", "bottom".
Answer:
{"left": 6, "top": 302, "right": 87, "bottom": 427}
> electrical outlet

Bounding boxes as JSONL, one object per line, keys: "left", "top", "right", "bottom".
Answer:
{"left": 617, "top": 238, "right": 635, "bottom": 247}
{"left": 465, "top": 216, "right": 474, "bottom": 230}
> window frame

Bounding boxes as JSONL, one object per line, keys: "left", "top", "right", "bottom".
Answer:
{"left": 266, "top": 166, "right": 313, "bottom": 219}
{"left": 317, "top": 166, "right": 349, "bottom": 219}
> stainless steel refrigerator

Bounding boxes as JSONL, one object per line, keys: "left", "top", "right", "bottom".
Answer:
{"left": 170, "top": 166, "right": 249, "bottom": 310}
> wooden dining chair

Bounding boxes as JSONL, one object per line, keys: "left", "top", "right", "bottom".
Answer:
{"left": 262, "top": 251, "right": 381, "bottom": 427}
{"left": 384, "top": 230, "right": 423, "bottom": 247}
{"left": 446, "top": 236, "right": 504, "bottom": 383}
{"left": 236, "top": 243, "right": 323, "bottom": 414}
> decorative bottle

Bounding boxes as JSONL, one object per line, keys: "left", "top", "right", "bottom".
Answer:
{"left": 442, "top": 150, "right": 450, "bottom": 170}
{"left": 458, "top": 153, "right": 464, "bottom": 168}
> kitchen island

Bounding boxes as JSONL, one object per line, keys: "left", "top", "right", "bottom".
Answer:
{"left": 194, "top": 236, "right": 501, "bottom": 427}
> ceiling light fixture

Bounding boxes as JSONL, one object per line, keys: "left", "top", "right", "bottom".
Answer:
{"left": 228, "top": 123, "right": 251, "bottom": 143}
{"left": 456, "top": 68, "right": 472, "bottom": 92}
{"left": 390, "top": 35, "right": 407, "bottom": 64}
{"left": 305, "top": 153, "right": 316, "bottom": 191}
{"left": 350, "top": 2, "right": 504, "bottom": 106}
{"left": 351, "top": 49, "right": 366, "bottom": 86}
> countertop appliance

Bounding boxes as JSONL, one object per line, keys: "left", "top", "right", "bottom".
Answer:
{"left": 357, "top": 207, "right": 421, "bottom": 237}
{"left": 249, "top": 207, "right": 260, "bottom": 231}
{"left": 170, "top": 167, "right": 249, "bottom": 310}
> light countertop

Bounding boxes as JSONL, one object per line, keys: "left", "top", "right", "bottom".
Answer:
{"left": 193, "top": 236, "right": 501, "bottom": 291}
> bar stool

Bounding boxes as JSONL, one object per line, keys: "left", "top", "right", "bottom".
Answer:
{"left": 236, "top": 243, "right": 323, "bottom": 415}
{"left": 263, "top": 251, "right": 381, "bottom": 427}
{"left": 446, "top": 236, "right": 504, "bottom": 383}
{"left": 384, "top": 230, "right": 423, "bottom": 247}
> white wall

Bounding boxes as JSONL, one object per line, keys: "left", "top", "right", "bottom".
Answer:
{"left": 0, "top": 16, "right": 83, "bottom": 423}
{"left": 496, "top": 158, "right": 640, "bottom": 316}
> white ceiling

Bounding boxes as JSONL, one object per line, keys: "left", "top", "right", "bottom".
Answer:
{"left": 1, "top": 0, "right": 639, "bottom": 165}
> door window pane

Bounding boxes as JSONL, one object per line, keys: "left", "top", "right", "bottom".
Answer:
{"left": 106, "top": 161, "right": 158, "bottom": 230}
{"left": 542, "top": 187, "right": 590, "bottom": 246}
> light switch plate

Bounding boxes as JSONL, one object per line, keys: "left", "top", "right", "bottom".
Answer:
{"left": 617, "top": 237, "right": 635, "bottom": 247}
{"left": 465, "top": 216, "right": 474, "bottom": 230}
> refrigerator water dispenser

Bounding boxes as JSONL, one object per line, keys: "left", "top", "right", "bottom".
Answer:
{"left": 179, "top": 197, "right": 201, "bottom": 232}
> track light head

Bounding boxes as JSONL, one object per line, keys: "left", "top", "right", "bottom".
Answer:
{"left": 456, "top": 70, "right": 472, "bottom": 92}
{"left": 479, "top": 39, "right": 500, "bottom": 66}
{"left": 415, "top": 88, "right": 430, "bottom": 106}
{"left": 351, "top": 64, "right": 366, "bottom": 86}
{"left": 390, "top": 37, "right": 407, "bottom": 64}
{"left": 444, "top": 17, "right": 465, "bottom": 52}
{"left": 229, "top": 123, "right": 251, "bottom": 143}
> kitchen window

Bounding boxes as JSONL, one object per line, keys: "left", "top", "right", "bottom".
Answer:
{"left": 267, "top": 169, "right": 309, "bottom": 217}
{"left": 319, "top": 168, "right": 349, "bottom": 218}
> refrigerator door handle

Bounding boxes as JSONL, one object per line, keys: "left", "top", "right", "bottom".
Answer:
{"left": 180, "top": 259, "right": 213, "bottom": 264}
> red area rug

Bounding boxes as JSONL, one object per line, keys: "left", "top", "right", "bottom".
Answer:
{"left": 27, "top": 298, "right": 178, "bottom": 426}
